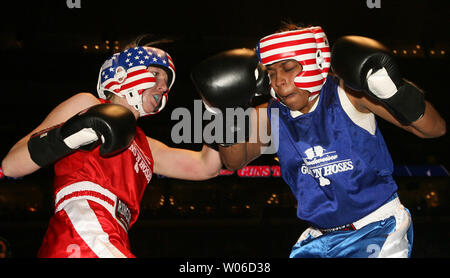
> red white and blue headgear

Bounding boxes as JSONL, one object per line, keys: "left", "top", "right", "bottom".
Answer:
{"left": 97, "top": 46, "right": 175, "bottom": 117}
{"left": 256, "top": 26, "right": 331, "bottom": 102}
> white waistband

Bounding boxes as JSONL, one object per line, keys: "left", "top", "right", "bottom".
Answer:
{"left": 353, "top": 196, "right": 402, "bottom": 230}
{"left": 317, "top": 196, "right": 403, "bottom": 233}
{"left": 55, "top": 181, "right": 130, "bottom": 232}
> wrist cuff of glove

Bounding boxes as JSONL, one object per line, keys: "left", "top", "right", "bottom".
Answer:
{"left": 28, "top": 125, "right": 75, "bottom": 167}
{"left": 219, "top": 142, "right": 238, "bottom": 147}
{"left": 382, "top": 79, "right": 426, "bottom": 125}
{"left": 206, "top": 142, "right": 246, "bottom": 150}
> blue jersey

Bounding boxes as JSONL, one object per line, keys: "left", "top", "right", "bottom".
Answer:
{"left": 268, "top": 76, "right": 398, "bottom": 228}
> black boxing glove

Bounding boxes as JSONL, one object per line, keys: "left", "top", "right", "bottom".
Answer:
{"left": 331, "top": 36, "right": 425, "bottom": 125}
{"left": 28, "top": 103, "right": 136, "bottom": 167}
{"left": 191, "top": 48, "right": 270, "bottom": 146}
{"left": 192, "top": 48, "right": 270, "bottom": 110}
{"left": 255, "top": 63, "right": 271, "bottom": 98}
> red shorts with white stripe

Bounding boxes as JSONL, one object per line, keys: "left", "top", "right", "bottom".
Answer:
{"left": 37, "top": 199, "right": 134, "bottom": 258}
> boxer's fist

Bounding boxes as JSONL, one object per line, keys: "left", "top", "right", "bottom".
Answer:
{"left": 191, "top": 48, "right": 270, "bottom": 112}
{"left": 191, "top": 49, "right": 269, "bottom": 146}
{"left": 331, "top": 36, "right": 425, "bottom": 124}
{"left": 28, "top": 104, "right": 136, "bottom": 167}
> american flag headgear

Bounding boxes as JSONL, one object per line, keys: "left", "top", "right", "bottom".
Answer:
{"left": 97, "top": 46, "right": 175, "bottom": 117}
{"left": 256, "top": 26, "right": 331, "bottom": 102}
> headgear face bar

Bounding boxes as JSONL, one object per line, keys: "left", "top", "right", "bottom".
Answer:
{"left": 97, "top": 46, "right": 175, "bottom": 117}
{"left": 256, "top": 26, "right": 331, "bottom": 102}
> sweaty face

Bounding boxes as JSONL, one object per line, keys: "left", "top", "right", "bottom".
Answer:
{"left": 141, "top": 66, "right": 169, "bottom": 114}
{"left": 267, "top": 60, "right": 312, "bottom": 112}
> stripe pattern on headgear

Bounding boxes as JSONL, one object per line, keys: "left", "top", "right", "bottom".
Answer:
{"left": 256, "top": 26, "right": 331, "bottom": 101}
{"left": 97, "top": 46, "right": 175, "bottom": 117}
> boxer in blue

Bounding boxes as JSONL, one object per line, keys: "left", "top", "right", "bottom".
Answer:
{"left": 191, "top": 23, "right": 446, "bottom": 258}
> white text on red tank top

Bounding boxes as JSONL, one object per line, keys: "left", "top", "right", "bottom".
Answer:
{"left": 128, "top": 142, "right": 152, "bottom": 183}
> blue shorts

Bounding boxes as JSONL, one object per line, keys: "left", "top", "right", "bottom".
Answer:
{"left": 290, "top": 197, "right": 414, "bottom": 258}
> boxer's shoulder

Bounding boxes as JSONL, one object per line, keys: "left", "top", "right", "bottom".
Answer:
{"left": 65, "top": 92, "right": 101, "bottom": 108}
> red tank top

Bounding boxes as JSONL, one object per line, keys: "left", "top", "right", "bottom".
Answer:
{"left": 53, "top": 116, "right": 153, "bottom": 229}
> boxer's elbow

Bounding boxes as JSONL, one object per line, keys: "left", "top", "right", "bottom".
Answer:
{"left": 429, "top": 122, "right": 447, "bottom": 138}
{"left": 432, "top": 124, "right": 446, "bottom": 138}
{"left": 441, "top": 124, "right": 447, "bottom": 137}
{"left": 1, "top": 157, "right": 22, "bottom": 178}
{"left": 409, "top": 102, "right": 447, "bottom": 139}
{"left": 414, "top": 117, "right": 446, "bottom": 139}
{"left": 1, "top": 149, "right": 40, "bottom": 178}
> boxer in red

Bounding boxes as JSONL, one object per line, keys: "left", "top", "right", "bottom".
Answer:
{"left": 1, "top": 43, "right": 222, "bottom": 258}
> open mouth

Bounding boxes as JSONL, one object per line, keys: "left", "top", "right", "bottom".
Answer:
{"left": 151, "top": 94, "right": 163, "bottom": 112}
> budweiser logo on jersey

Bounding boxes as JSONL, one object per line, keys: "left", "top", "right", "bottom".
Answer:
{"left": 300, "top": 145, "right": 354, "bottom": 187}
{"left": 256, "top": 26, "right": 331, "bottom": 101}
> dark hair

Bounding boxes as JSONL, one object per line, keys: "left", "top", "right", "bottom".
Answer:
{"left": 275, "top": 20, "right": 312, "bottom": 33}
{"left": 121, "top": 34, "right": 174, "bottom": 52}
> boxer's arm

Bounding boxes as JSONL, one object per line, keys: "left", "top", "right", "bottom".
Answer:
{"left": 219, "top": 103, "right": 271, "bottom": 171}
{"left": 331, "top": 35, "right": 446, "bottom": 138}
{"left": 148, "top": 137, "right": 222, "bottom": 180}
{"left": 344, "top": 85, "right": 446, "bottom": 138}
{"left": 1, "top": 93, "right": 100, "bottom": 177}
{"left": 190, "top": 49, "right": 272, "bottom": 171}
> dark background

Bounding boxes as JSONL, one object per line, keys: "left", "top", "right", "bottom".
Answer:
{"left": 0, "top": 0, "right": 449, "bottom": 258}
